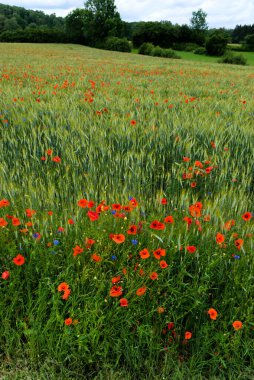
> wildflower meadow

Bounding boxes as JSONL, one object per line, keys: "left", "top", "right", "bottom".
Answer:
{"left": 0, "top": 43, "right": 254, "bottom": 379}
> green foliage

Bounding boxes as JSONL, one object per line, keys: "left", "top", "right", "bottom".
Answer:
{"left": 0, "top": 3, "right": 65, "bottom": 33}
{"left": 232, "top": 24, "right": 254, "bottom": 44}
{"left": 65, "top": 8, "right": 88, "bottom": 44}
{"left": 205, "top": 32, "right": 228, "bottom": 56}
{"left": 162, "top": 48, "right": 181, "bottom": 58}
{"left": 0, "top": 27, "right": 67, "bottom": 42}
{"left": 218, "top": 51, "right": 247, "bottom": 65}
{"left": 83, "top": 0, "right": 123, "bottom": 46}
{"left": 0, "top": 43, "right": 254, "bottom": 378}
{"left": 138, "top": 43, "right": 180, "bottom": 59}
{"left": 194, "top": 47, "right": 207, "bottom": 55}
{"left": 243, "top": 34, "right": 254, "bottom": 51}
{"left": 138, "top": 42, "right": 155, "bottom": 55}
{"left": 190, "top": 9, "right": 208, "bottom": 31}
{"left": 104, "top": 36, "right": 131, "bottom": 52}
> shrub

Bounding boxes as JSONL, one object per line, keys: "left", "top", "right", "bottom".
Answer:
{"left": 194, "top": 47, "right": 206, "bottom": 55}
{"left": 152, "top": 45, "right": 164, "bottom": 57}
{"left": 138, "top": 42, "right": 154, "bottom": 55}
{"left": 218, "top": 52, "right": 247, "bottom": 65}
{"left": 243, "top": 34, "right": 254, "bottom": 51}
{"left": 162, "top": 48, "right": 181, "bottom": 59}
{"left": 206, "top": 32, "right": 228, "bottom": 56}
{"left": 104, "top": 37, "right": 132, "bottom": 52}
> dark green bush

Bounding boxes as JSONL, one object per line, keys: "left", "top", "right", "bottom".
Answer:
{"left": 138, "top": 42, "right": 154, "bottom": 55}
{"left": 194, "top": 47, "right": 207, "bottom": 55}
{"left": 104, "top": 37, "right": 132, "bottom": 52}
{"left": 152, "top": 45, "right": 164, "bottom": 57}
{"left": 162, "top": 48, "right": 181, "bottom": 59}
{"left": 206, "top": 32, "right": 228, "bottom": 56}
{"left": 218, "top": 52, "right": 247, "bottom": 65}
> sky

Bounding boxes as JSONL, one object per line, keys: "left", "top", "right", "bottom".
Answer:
{"left": 1, "top": 0, "right": 254, "bottom": 28}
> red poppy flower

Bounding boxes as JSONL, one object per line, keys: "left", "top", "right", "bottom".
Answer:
{"left": 122, "top": 206, "right": 132, "bottom": 212}
{"left": 234, "top": 239, "right": 243, "bottom": 250}
{"left": 85, "top": 238, "right": 95, "bottom": 249}
{"left": 208, "top": 308, "right": 218, "bottom": 320}
{"left": 232, "top": 320, "right": 242, "bottom": 330}
{"left": 167, "top": 322, "right": 174, "bottom": 330}
{"left": 194, "top": 161, "right": 203, "bottom": 168}
{"left": 185, "top": 331, "right": 192, "bottom": 340}
{"left": 127, "top": 225, "right": 137, "bottom": 235}
{"left": 164, "top": 215, "right": 174, "bottom": 224}
{"left": 190, "top": 182, "right": 197, "bottom": 188}
{"left": 112, "top": 203, "right": 121, "bottom": 211}
{"left": 140, "top": 248, "right": 150, "bottom": 259}
{"left": 129, "top": 198, "right": 138, "bottom": 208}
{"left": 119, "top": 298, "right": 128, "bottom": 307}
{"left": 72, "top": 245, "right": 84, "bottom": 257}
{"left": 91, "top": 253, "right": 102, "bottom": 262}
{"left": 216, "top": 232, "right": 225, "bottom": 244}
{"left": 153, "top": 248, "right": 166, "bottom": 260}
{"left": 183, "top": 157, "right": 190, "bottom": 162}
{"left": 47, "top": 149, "right": 53, "bottom": 155}
{"left": 87, "top": 201, "right": 95, "bottom": 208}
{"left": 64, "top": 318, "right": 73, "bottom": 326}
{"left": 58, "top": 282, "right": 69, "bottom": 292}
{"left": 77, "top": 198, "right": 87, "bottom": 208}
{"left": 0, "top": 218, "right": 7, "bottom": 227}
{"left": 160, "top": 260, "right": 168, "bottom": 269}
{"left": 26, "top": 209, "right": 36, "bottom": 218}
{"left": 87, "top": 210, "right": 99, "bottom": 221}
{"left": 186, "top": 245, "right": 196, "bottom": 253}
{"left": 242, "top": 212, "right": 252, "bottom": 221}
{"left": 161, "top": 198, "right": 167, "bottom": 205}
{"left": 62, "top": 289, "right": 71, "bottom": 300}
{"left": 111, "top": 234, "right": 125, "bottom": 244}
{"left": 110, "top": 286, "right": 123, "bottom": 297}
{"left": 13, "top": 254, "right": 25, "bottom": 266}
{"left": 130, "top": 120, "right": 136, "bottom": 125}
{"left": 12, "top": 217, "right": 21, "bottom": 226}
{"left": 150, "top": 272, "right": 158, "bottom": 280}
{"left": 136, "top": 287, "right": 146, "bottom": 296}
{"left": 1, "top": 271, "right": 10, "bottom": 280}
{"left": 150, "top": 220, "right": 165, "bottom": 230}
{"left": 111, "top": 276, "right": 121, "bottom": 284}
{"left": 189, "top": 204, "right": 202, "bottom": 218}
{"left": 183, "top": 216, "right": 192, "bottom": 226}
{"left": 52, "top": 156, "right": 61, "bottom": 162}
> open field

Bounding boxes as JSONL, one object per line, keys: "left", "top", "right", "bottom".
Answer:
{"left": 132, "top": 47, "right": 254, "bottom": 66}
{"left": 176, "top": 50, "right": 254, "bottom": 66}
{"left": 0, "top": 43, "right": 254, "bottom": 379}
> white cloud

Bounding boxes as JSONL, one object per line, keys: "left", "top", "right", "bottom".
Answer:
{"left": 1, "top": 0, "right": 254, "bottom": 27}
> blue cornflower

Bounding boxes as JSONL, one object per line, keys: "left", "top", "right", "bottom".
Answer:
{"left": 111, "top": 210, "right": 116, "bottom": 215}
{"left": 53, "top": 239, "right": 60, "bottom": 245}
{"left": 131, "top": 239, "right": 138, "bottom": 245}
{"left": 111, "top": 255, "right": 117, "bottom": 260}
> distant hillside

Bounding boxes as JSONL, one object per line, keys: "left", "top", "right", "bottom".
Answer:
{"left": 0, "top": 3, "right": 67, "bottom": 42}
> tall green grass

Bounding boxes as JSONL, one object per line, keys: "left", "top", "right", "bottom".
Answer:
{"left": 0, "top": 43, "right": 253, "bottom": 378}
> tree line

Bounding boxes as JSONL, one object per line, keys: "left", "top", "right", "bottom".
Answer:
{"left": 0, "top": 1, "right": 254, "bottom": 53}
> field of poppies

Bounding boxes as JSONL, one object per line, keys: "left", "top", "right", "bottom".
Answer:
{"left": 0, "top": 43, "right": 254, "bottom": 379}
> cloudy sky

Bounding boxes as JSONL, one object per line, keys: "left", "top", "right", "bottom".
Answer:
{"left": 1, "top": 0, "right": 254, "bottom": 28}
